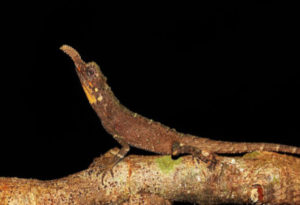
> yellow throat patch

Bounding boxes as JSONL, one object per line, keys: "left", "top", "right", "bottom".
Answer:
{"left": 82, "top": 84, "right": 97, "bottom": 104}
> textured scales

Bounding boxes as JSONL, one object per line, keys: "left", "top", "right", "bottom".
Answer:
{"left": 60, "top": 45, "right": 300, "bottom": 156}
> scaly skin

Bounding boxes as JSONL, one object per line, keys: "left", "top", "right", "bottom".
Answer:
{"left": 60, "top": 45, "right": 300, "bottom": 162}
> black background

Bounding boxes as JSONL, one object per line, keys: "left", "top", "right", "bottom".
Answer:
{"left": 2, "top": 1, "right": 300, "bottom": 204}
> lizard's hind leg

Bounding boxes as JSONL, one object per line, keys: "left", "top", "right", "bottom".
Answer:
{"left": 172, "top": 141, "right": 217, "bottom": 170}
{"left": 100, "top": 135, "right": 130, "bottom": 184}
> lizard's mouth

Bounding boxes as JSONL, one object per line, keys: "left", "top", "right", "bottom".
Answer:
{"left": 75, "top": 67, "right": 89, "bottom": 86}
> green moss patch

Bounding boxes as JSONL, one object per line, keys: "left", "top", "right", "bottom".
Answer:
{"left": 155, "top": 155, "right": 182, "bottom": 174}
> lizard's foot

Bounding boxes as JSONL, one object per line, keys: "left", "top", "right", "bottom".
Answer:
{"left": 191, "top": 149, "right": 217, "bottom": 170}
{"left": 99, "top": 155, "right": 119, "bottom": 185}
{"left": 172, "top": 141, "right": 218, "bottom": 170}
{"left": 100, "top": 136, "right": 130, "bottom": 184}
{"left": 88, "top": 147, "right": 121, "bottom": 184}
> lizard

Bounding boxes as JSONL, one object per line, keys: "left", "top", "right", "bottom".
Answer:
{"left": 60, "top": 44, "right": 300, "bottom": 173}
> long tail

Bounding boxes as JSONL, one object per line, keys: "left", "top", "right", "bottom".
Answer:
{"left": 180, "top": 135, "right": 300, "bottom": 154}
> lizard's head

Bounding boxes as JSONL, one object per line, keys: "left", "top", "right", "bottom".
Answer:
{"left": 60, "top": 45, "right": 106, "bottom": 105}
{"left": 75, "top": 61, "right": 107, "bottom": 105}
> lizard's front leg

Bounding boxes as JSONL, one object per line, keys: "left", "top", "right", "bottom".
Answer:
{"left": 172, "top": 141, "right": 217, "bottom": 169}
{"left": 100, "top": 135, "right": 130, "bottom": 184}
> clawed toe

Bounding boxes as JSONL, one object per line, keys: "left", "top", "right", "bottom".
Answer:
{"left": 192, "top": 150, "right": 218, "bottom": 170}
{"left": 100, "top": 164, "right": 115, "bottom": 185}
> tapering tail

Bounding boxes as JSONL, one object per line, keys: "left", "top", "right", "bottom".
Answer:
{"left": 180, "top": 135, "right": 300, "bottom": 155}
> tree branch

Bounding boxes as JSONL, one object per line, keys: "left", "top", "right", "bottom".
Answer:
{"left": 1, "top": 148, "right": 299, "bottom": 204}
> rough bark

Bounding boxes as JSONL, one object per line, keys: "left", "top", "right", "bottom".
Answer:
{"left": 1, "top": 148, "right": 299, "bottom": 204}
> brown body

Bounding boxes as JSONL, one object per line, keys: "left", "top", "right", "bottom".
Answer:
{"left": 60, "top": 45, "right": 300, "bottom": 156}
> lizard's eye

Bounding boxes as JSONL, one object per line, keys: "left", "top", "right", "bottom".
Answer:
{"left": 87, "top": 69, "right": 95, "bottom": 77}
{"left": 86, "top": 65, "right": 98, "bottom": 80}
{"left": 84, "top": 62, "right": 102, "bottom": 82}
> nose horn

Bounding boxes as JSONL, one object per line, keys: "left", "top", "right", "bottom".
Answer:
{"left": 60, "top": 45, "right": 86, "bottom": 71}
